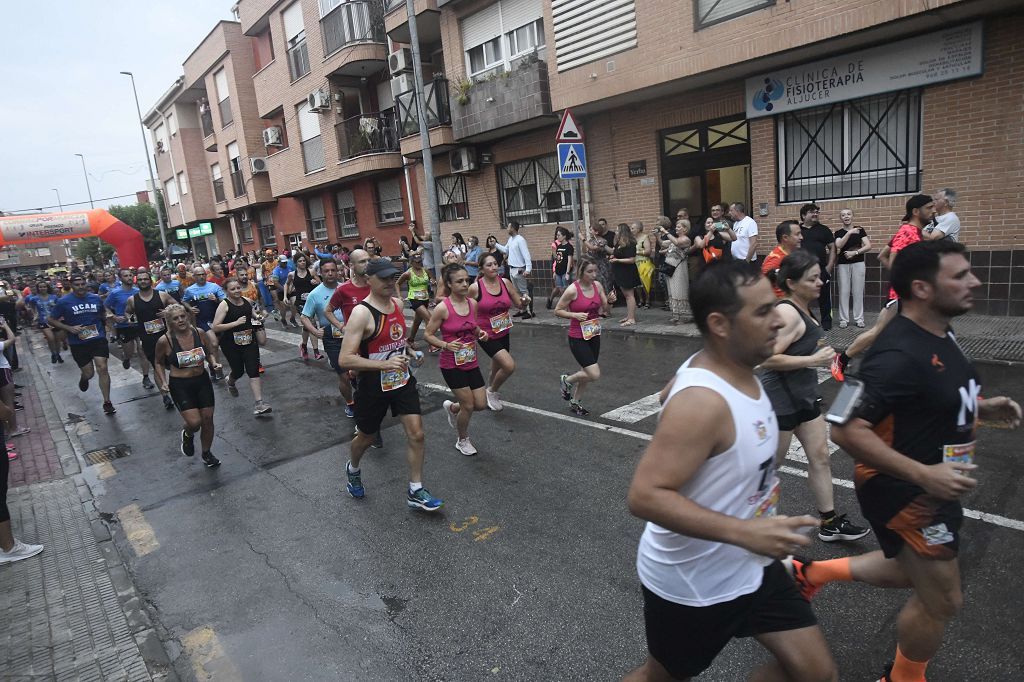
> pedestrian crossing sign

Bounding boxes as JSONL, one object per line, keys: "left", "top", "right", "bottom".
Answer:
{"left": 557, "top": 142, "right": 587, "bottom": 179}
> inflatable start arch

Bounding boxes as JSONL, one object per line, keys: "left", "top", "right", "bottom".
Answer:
{"left": 0, "top": 209, "right": 147, "bottom": 268}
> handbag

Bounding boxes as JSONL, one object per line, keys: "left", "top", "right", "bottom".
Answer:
{"left": 658, "top": 261, "right": 677, "bottom": 277}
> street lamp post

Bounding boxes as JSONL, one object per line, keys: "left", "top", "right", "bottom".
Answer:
{"left": 121, "top": 71, "right": 169, "bottom": 254}
{"left": 74, "top": 154, "right": 95, "bottom": 208}
{"left": 51, "top": 188, "right": 64, "bottom": 212}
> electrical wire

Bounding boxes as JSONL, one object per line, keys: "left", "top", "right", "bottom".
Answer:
{"left": 1, "top": 192, "right": 143, "bottom": 215}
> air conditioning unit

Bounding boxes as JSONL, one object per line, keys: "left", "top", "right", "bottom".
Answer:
{"left": 250, "top": 157, "right": 269, "bottom": 174}
{"left": 389, "top": 48, "right": 413, "bottom": 76}
{"left": 390, "top": 73, "right": 415, "bottom": 97}
{"left": 449, "top": 147, "right": 478, "bottom": 174}
{"left": 307, "top": 90, "right": 330, "bottom": 112}
{"left": 262, "top": 126, "right": 283, "bottom": 147}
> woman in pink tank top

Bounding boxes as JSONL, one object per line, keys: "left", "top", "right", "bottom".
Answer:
{"left": 553, "top": 257, "right": 614, "bottom": 416}
{"left": 425, "top": 264, "right": 489, "bottom": 456}
{"left": 469, "top": 253, "right": 527, "bottom": 412}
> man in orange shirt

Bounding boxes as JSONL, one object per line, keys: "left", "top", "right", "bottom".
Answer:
{"left": 761, "top": 220, "right": 803, "bottom": 297}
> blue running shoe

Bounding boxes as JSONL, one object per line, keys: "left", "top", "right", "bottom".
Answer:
{"left": 346, "top": 461, "right": 364, "bottom": 499}
{"left": 344, "top": 403, "right": 355, "bottom": 418}
{"left": 407, "top": 487, "right": 442, "bottom": 512}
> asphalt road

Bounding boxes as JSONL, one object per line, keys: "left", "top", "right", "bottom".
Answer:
{"left": 34, "top": 322, "right": 1024, "bottom": 681}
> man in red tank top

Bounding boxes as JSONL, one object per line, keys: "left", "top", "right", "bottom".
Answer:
{"left": 338, "top": 258, "right": 442, "bottom": 512}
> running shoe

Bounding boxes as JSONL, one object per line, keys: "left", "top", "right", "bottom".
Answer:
{"left": 407, "top": 487, "right": 443, "bottom": 512}
{"left": 180, "top": 429, "right": 195, "bottom": 457}
{"left": 485, "top": 388, "right": 503, "bottom": 412}
{"left": 10, "top": 427, "right": 30, "bottom": 437}
{"left": 7, "top": 448, "right": 18, "bottom": 461}
{"left": 0, "top": 540, "right": 44, "bottom": 565}
{"left": 201, "top": 451, "right": 221, "bottom": 468}
{"left": 346, "top": 462, "right": 364, "bottom": 498}
{"left": 559, "top": 374, "right": 572, "bottom": 401}
{"left": 314, "top": 349, "right": 324, "bottom": 361}
{"left": 344, "top": 403, "right": 355, "bottom": 418}
{"left": 443, "top": 400, "right": 457, "bottom": 429}
{"left": 227, "top": 382, "right": 239, "bottom": 397}
{"left": 142, "top": 376, "right": 155, "bottom": 389}
{"left": 254, "top": 401, "right": 273, "bottom": 417}
{"left": 51, "top": 352, "right": 58, "bottom": 364}
{"left": 102, "top": 401, "right": 116, "bottom": 415}
{"left": 300, "top": 344, "right": 309, "bottom": 361}
{"left": 212, "top": 367, "right": 225, "bottom": 382}
{"left": 78, "top": 376, "right": 89, "bottom": 392}
{"left": 830, "top": 353, "right": 848, "bottom": 383}
{"left": 162, "top": 393, "right": 175, "bottom": 410}
{"left": 570, "top": 401, "right": 590, "bottom": 417}
{"left": 258, "top": 362, "right": 265, "bottom": 375}
{"left": 455, "top": 438, "right": 478, "bottom": 456}
{"left": 371, "top": 432, "right": 384, "bottom": 449}
{"left": 818, "top": 514, "right": 871, "bottom": 542}
{"left": 782, "top": 555, "right": 822, "bottom": 601}
{"left": 14, "top": 403, "right": 23, "bottom": 411}
{"left": 56, "top": 355, "right": 64, "bottom": 364}
{"left": 122, "top": 356, "right": 130, "bottom": 370}
{"left": 290, "top": 319, "right": 300, "bottom": 328}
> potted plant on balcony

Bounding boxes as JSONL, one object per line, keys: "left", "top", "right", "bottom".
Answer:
{"left": 452, "top": 76, "right": 474, "bottom": 106}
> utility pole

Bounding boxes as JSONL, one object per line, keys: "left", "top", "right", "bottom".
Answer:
{"left": 51, "top": 188, "right": 64, "bottom": 212}
{"left": 405, "top": 0, "right": 444, "bottom": 278}
{"left": 122, "top": 71, "right": 169, "bottom": 254}
{"left": 53, "top": 188, "right": 71, "bottom": 260}
{"left": 74, "top": 154, "right": 95, "bottom": 208}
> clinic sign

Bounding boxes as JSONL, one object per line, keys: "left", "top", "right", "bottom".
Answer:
{"left": 746, "top": 21, "right": 983, "bottom": 118}
{"left": 0, "top": 212, "right": 92, "bottom": 242}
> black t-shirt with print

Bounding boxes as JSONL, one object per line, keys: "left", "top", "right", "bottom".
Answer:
{"left": 836, "top": 227, "right": 868, "bottom": 265}
{"left": 800, "top": 223, "right": 835, "bottom": 269}
{"left": 554, "top": 242, "right": 574, "bottom": 276}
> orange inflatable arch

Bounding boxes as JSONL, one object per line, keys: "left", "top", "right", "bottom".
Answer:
{"left": 0, "top": 209, "right": 147, "bottom": 269}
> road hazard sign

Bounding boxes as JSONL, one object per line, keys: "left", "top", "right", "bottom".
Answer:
{"left": 555, "top": 109, "right": 584, "bottom": 142}
{"left": 557, "top": 142, "right": 587, "bottom": 179}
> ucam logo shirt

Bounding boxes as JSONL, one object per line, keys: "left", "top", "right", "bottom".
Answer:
{"left": 53, "top": 293, "right": 106, "bottom": 345}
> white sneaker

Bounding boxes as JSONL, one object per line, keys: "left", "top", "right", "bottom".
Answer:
{"left": 485, "top": 388, "right": 503, "bottom": 411}
{"left": 442, "top": 400, "right": 457, "bottom": 429}
{"left": 455, "top": 438, "right": 477, "bottom": 456}
{"left": 0, "top": 540, "right": 44, "bottom": 565}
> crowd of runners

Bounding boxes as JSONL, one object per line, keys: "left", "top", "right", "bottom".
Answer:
{"left": 1, "top": 195, "right": 1021, "bottom": 682}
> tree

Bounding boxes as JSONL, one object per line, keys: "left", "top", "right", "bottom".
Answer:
{"left": 108, "top": 199, "right": 165, "bottom": 256}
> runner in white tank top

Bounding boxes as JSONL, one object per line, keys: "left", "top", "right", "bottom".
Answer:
{"left": 624, "top": 262, "right": 836, "bottom": 682}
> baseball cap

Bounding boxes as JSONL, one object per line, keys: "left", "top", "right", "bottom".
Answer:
{"left": 366, "top": 258, "right": 400, "bottom": 278}
{"left": 903, "top": 194, "right": 933, "bottom": 220}
{"left": 278, "top": 255, "right": 288, "bottom": 262}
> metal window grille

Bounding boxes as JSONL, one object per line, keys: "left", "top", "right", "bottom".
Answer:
{"left": 498, "top": 154, "right": 578, "bottom": 225}
{"left": 437, "top": 175, "right": 469, "bottom": 222}
{"left": 376, "top": 177, "right": 404, "bottom": 222}
{"left": 307, "top": 197, "right": 328, "bottom": 241}
{"left": 240, "top": 219, "right": 254, "bottom": 243}
{"left": 259, "top": 209, "right": 276, "bottom": 245}
{"left": 777, "top": 90, "right": 921, "bottom": 203}
{"left": 334, "top": 190, "right": 358, "bottom": 237}
{"left": 694, "top": 0, "right": 775, "bottom": 30}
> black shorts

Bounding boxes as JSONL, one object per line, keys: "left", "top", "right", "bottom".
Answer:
{"left": 355, "top": 377, "right": 421, "bottom": 435}
{"left": 141, "top": 333, "right": 162, "bottom": 365}
{"left": 323, "top": 338, "right": 345, "bottom": 375}
{"left": 409, "top": 299, "right": 429, "bottom": 310}
{"left": 0, "top": 368, "right": 11, "bottom": 388}
{"left": 115, "top": 327, "right": 139, "bottom": 344}
{"left": 856, "top": 476, "right": 962, "bottom": 560}
{"left": 70, "top": 339, "right": 110, "bottom": 368}
{"left": 196, "top": 319, "right": 213, "bottom": 332}
{"left": 643, "top": 561, "right": 817, "bottom": 679}
{"left": 568, "top": 336, "right": 600, "bottom": 368}
{"left": 777, "top": 404, "right": 821, "bottom": 432}
{"left": 223, "top": 342, "right": 261, "bottom": 380}
{"left": 440, "top": 366, "right": 485, "bottom": 391}
{"left": 169, "top": 372, "right": 215, "bottom": 412}
{"left": 478, "top": 334, "right": 510, "bottom": 358}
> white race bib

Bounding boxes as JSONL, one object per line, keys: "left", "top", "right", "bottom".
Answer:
{"left": 454, "top": 346, "right": 476, "bottom": 366}
{"left": 233, "top": 330, "right": 253, "bottom": 346}
{"left": 78, "top": 327, "right": 99, "bottom": 341}
{"left": 581, "top": 318, "right": 601, "bottom": 340}
{"left": 943, "top": 441, "right": 975, "bottom": 465}
{"left": 143, "top": 319, "right": 165, "bottom": 335}
{"left": 380, "top": 367, "right": 410, "bottom": 392}
{"left": 489, "top": 311, "right": 512, "bottom": 334}
{"left": 176, "top": 347, "right": 206, "bottom": 368}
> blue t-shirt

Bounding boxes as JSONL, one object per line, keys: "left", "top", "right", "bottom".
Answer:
{"left": 98, "top": 283, "right": 112, "bottom": 296}
{"left": 182, "top": 282, "right": 225, "bottom": 325}
{"left": 53, "top": 293, "right": 106, "bottom": 345}
{"left": 26, "top": 294, "right": 59, "bottom": 325}
{"left": 155, "top": 279, "right": 181, "bottom": 300}
{"left": 104, "top": 286, "right": 140, "bottom": 328}
{"left": 465, "top": 246, "right": 482, "bottom": 277}
{"left": 301, "top": 283, "right": 343, "bottom": 330}
{"left": 271, "top": 265, "right": 291, "bottom": 288}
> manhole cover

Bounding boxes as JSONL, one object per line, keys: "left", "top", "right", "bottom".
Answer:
{"left": 83, "top": 444, "right": 132, "bottom": 465}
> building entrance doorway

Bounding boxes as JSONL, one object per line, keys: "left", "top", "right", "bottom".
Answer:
{"left": 660, "top": 116, "right": 751, "bottom": 229}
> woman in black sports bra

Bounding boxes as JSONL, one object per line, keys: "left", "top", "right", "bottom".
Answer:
{"left": 285, "top": 253, "right": 320, "bottom": 361}
{"left": 154, "top": 303, "right": 222, "bottom": 469}
{"left": 212, "top": 277, "right": 271, "bottom": 417}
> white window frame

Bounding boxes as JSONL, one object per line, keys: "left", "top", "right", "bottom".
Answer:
{"left": 178, "top": 172, "right": 188, "bottom": 196}
{"left": 165, "top": 179, "right": 179, "bottom": 206}
{"left": 376, "top": 177, "right": 404, "bottom": 223}
{"left": 167, "top": 111, "right": 178, "bottom": 136}
{"left": 153, "top": 123, "right": 168, "bottom": 152}
{"left": 506, "top": 18, "right": 544, "bottom": 60}
{"left": 467, "top": 36, "right": 504, "bottom": 77}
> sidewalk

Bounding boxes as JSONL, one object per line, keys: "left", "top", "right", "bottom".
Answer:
{"left": 514, "top": 302, "right": 1024, "bottom": 365}
{"left": 1, "top": 334, "right": 173, "bottom": 681}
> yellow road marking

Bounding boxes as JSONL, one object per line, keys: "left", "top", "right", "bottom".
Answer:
{"left": 182, "top": 626, "right": 243, "bottom": 681}
{"left": 117, "top": 503, "right": 159, "bottom": 557}
{"left": 94, "top": 462, "right": 116, "bottom": 480}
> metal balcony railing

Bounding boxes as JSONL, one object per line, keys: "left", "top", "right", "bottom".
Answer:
{"left": 200, "top": 108, "right": 214, "bottom": 137}
{"left": 336, "top": 111, "right": 399, "bottom": 159}
{"left": 385, "top": 0, "right": 404, "bottom": 12}
{"left": 395, "top": 78, "right": 451, "bottom": 137}
{"left": 212, "top": 178, "right": 226, "bottom": 203}
{"left": 301, "top": 135, "right": 326, "bottom": 172}
{"left": 218, "top": 97, "right": 233, "bottom": 127}
{"left": 322, "top": 0, "right": 384, "bottom": 56}
{"left": 230, "top": 170, "right": 246, "bottom": 198}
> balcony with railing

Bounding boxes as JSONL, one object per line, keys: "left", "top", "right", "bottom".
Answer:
{"left": 200, "top": 106, "right": 215, "bottom": 138}
{"left": 384, "top": 0, "right": 440, "bottom": 44}
{"left": 218, "top": 97, "right": 233, "bottom": 127}
{"left": 394, "top": 77, "right": 456, "bottom": 156}
{"left": 212, "top": 178, "right": 226, "bottom": 203}
{"left": 334, "top": 110, "right": 403, "bottom": 177}
{"left": 230, "top": 170, "right": 246, "bottom": 198}
{"left": 452, "top": 56, "right": 552, "bottom": 142}
{"left": 321, "top": 0, "right": 387, "bottom": 77}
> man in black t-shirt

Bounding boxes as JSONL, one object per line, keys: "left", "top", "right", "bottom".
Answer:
{"left": 785, "top": 241, "right": 1021, "bottom": 682}
{"left": 798, "top": 203, "right": 836, "bottom": 330}
{"left": 547, "top": 227, "right": 574, "bottom": 308}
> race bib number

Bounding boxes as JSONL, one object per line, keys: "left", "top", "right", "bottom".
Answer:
{"left": 581, "top": 318, "right": 601, "bottom": 340}
{"left": 490, "top": 311, "right": 512, "bottom": 334}
{"left": 380, "top": 367, "right": 410, "bottom": 392}
{"left": 943, "top": 441, "right": 975, "bottom": 465}
{"left": 176, "top": 347, "right": 206, "bottom": 368}
{"left": 78, "top": 326, "right": 99, "bottom": 341}
{"left": 143, "top": 319, "right": 165, "bottom": 335}
{"left": 300, "top": 293, "right": 309, "bottom": 301}
{"left": 413, "top": 289, "right": 429, "bottom": 300}
{"left": 753, "top": 479, "right": 781, "bottom": 518}
{"left": 233, "top": 330, "right": 253, "bottom": 346}
{"left": 454, "top": 346, "right": 476, "bottom": 366}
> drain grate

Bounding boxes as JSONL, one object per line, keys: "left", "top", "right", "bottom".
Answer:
{"left": 83, "top": 444, "right": 132, "bottom": 465}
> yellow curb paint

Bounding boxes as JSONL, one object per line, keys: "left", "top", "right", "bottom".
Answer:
{"left": 182, "top": 626, "right": 243, "bottom": 681}
{"left": 117, "top": 504, "right": 159, "bottom": 557}
{"left": 94, "top": 462, "right": 116, "bottom": 480}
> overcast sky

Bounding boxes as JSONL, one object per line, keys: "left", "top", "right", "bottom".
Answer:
{"left": 0, "top": 1, "right": 235, "bottom": 215}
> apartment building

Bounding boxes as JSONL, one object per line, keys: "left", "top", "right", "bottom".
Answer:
{"left": 377, "top": 0, "right": 1023, "bottom": 314}
{"left": 237, "top": 0, "right": 421, "bottom": 254}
